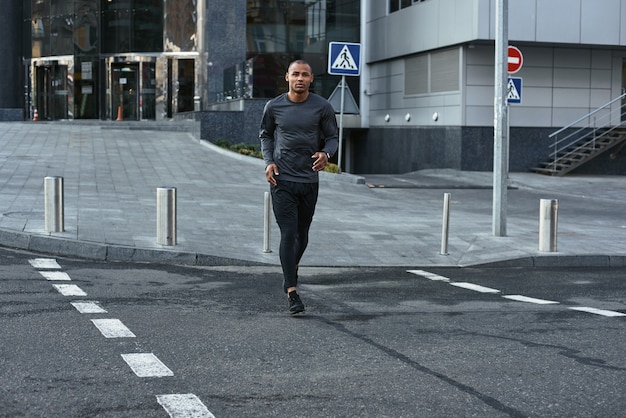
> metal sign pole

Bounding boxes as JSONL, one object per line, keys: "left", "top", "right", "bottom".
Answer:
{"left": 493, "top": 0, "right": 509, "bottom": 236}
{"left": 338, "top": 75, "right": 345, "bottom": 173}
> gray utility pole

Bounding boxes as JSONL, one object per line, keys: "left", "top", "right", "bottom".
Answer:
{"left": 493, "top": 0, "right": 509, "bottom": 236}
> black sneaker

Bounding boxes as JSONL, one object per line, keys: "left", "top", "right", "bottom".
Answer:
{"left": 288, "top": 291, "right": 305, "bottom": 315}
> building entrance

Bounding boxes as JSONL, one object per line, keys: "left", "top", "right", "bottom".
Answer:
{"left": 112, "top": 63, "right": 139, "bottom": 121}
{"left": 177, "top": 59, "right": 195, "bottom": 113}
{"left": 107, "top": 58, "right": 157, "bottom": 121}
{"left": 164, "top": 58, "right": 196, "bottom": 118}
{"left": 34, "top": 64, "right": 70, "bottom": 120}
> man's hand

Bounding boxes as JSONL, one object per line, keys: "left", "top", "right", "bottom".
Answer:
{"left": 311, "top": 152, "right": 328, "bottom": 172}
{"left": 265, "top": 163, "right": 279, "bottom": 186}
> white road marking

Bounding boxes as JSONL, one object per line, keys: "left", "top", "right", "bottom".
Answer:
{"left": 409, "top": 269, "right": 623, "bottom": 320}
{"left": 71, "top": 301, "right": 108, "bottom": 314}
{"left": 91, "top": 319, "right": 136, "bottom": 338}
{"left": 157, "top": 394, "right": 215, "bottom": 418}
{"left": 569, "top": 307, "right": 626, "bottom": 317}
{"left": 122, "top": 353, "right": 174, "bottom": 377}
{"left": 29, "top": 258, "right": 61, "bottom": 269}
{"left": 407, "top": 270, "right": 451, "bottom": 282}
{"left": 449, "top": 282, "right": 500, "bottom": 293}
{"left": 39, "top": 271, "right": 71, "bottom": 281}
{"left": 52, "top": 284, "right": 87, "bottom": 296}
{"left": 502, "top": 295, "right": 559, "bottom": 305}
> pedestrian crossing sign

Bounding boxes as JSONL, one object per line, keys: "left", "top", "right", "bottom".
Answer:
{"left": 507, "top": 77, "right": 522, "bottom": 104}
{"left": 328, "top": 42, "right": 361, "bottom": 76}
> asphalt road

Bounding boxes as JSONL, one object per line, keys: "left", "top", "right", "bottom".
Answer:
{"left": 1, "top": 247, "right": 625, "bottom": 417}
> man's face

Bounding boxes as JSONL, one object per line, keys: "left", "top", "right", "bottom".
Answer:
{"left": 286, "top": 63, "right": 313, "bottom": 94}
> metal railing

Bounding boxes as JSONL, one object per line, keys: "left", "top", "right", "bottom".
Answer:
{"left": 548, "top": 92, "right": 626, "bottom": 165}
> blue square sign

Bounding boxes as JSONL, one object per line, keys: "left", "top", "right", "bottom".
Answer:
{"left": 507, "top": 77, "right": 522, "bottom": 104}
{"left": 328, "top": 42, "right": 361, "bottom": 76}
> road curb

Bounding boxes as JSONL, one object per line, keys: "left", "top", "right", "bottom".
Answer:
{"left": 2, "top": 227, "right": 625, "bottom": 268}
{"left": 0, "top": 228, "right": 267, "bottom": 266}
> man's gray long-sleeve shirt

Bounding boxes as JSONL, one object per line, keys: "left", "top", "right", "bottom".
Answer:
{"left": 259, "top": 92, "right": 339, "bottom": 183}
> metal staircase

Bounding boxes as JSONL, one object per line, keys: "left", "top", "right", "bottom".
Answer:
{"left": 534, "top": 93, "right": 626, "bottom": 176}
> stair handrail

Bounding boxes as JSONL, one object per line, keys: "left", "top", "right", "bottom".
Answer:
{"left": 547, "top": 92, "right": 626, "bottom": 164}
{"left": 549, "top": 92, "right": 626, "bottom": 141}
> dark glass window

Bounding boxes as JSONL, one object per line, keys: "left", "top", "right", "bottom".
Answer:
{"left": 134, "top": 0, "right": 164, "bottom": 51}
{"left": 30, "top": 0, "right": 101, "bottom": 57}
{"left": 164, "top": 0, "right": 196, "bottom": 52}
{"left": 50, "top": 0, "right": 74, "bottom": 55}
{"left": 31, "top": 0, "right": 51, "bottom": 57}
{"left": 74, "top": 0, "right": 98, "bottom": 55}
{"left": 389, "top": 0, "right": 426, "bottom": 14}
{"left": 102, "top": 0, "right": 163, "bottom": 53}
{"left": 102, "top": 0, "right": 131, "bottom": 53}
{"left": 245, "top": 0, "right": 360, "bottom": 100}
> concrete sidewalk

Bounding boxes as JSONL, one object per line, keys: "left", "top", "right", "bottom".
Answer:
{"left": 0, "top": 121, "right": 625, "bottom": 268}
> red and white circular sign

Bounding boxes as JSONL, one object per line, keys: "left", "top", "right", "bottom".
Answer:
{"left": 508, "top": 46, "right": 523, "bottom": 74}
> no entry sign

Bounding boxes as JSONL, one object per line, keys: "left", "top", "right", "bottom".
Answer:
{"left": 508, "top": 46, "right": 523, "bottom": 74}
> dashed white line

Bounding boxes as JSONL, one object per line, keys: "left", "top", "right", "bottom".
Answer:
{"left": 407, "top": 270, "right": 451, "bottom": 282}
{"left": 502, "top": 295, "right": 559, "bottom": 305}
{"left": 27, "top": 259, "right": 194, "bottom": 412}
{"left": 91, "top": 319, "right": 136, "bottom": 338}
{"left": 157, "top": 394, "right": 215, "bottom": 418}
{"left": 569, "top": 307, "right": 626, "bottom": 317}
{"left": 409, "top": 270, "right": 624, "bottom": 319}
{"left": 122, "top": 353, "right": 174, "bottom": 377}
{"left": 52, "top": 284, "right": 87, "bottom": 296}
{"left": 71, "top": 301, "right": 108, "bottom": 314}
{"left": 449, "top": 282, "right": 501, "bottom": 293}
{"left": 39, "top": 271, "right": 71, "bottom": 281}
{"left": 29, "top": 258, "right": 61, "bottom": 269}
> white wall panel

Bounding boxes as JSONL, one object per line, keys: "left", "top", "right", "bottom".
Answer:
{"left": 466, "top": 64, "right": 493, "bottom": 86}
{"left": 521, "top": 67, "right": 554, "bottom": 88}
{"left": 553, "top": 88, "right": 590, "bottom": 108}
{"left": 520, "top": 87, "right": 553, "bottom": 107}
{"left": 508, "top": 0, "right": 537, "bottom": 42}
{"left": 554, "top": 48, "right": 591, "bottom": 68}
{"left": 465, "top": 105, "right": 492, "bottom": 125}
{"left": 590, "top": 69, "right": 612, "bottom": 89}
{"left": 552, "top": 68, "right": 591, "bottom": 88}
{"left": 552, "top": 107, "right": 597, "bottom": 126}
{"left": 622, "top": 1, "right": 626, "bottom": 44}
{"left": 509, "top": 107, "right": 553, "bottom": 126}
{"left": 591, "top": 49, "right": 612, "bottom": 69}
{"left": 438, "top": 0, "right": 475, "bottom": 46}
{"left": 368, "top": 0, "right": 387, "bottom": 20}
{"left": 590, "top": 89, "right": 613, "bottom": 108}
{"left": 581, "top": 0, "right": 621, "bottom": 45}
{"left": 535, "top": 0, "right": 581, "bottom": 43}
{"left": 521, "top": 47, "right": 554, "bottom": 69}
{"left": 465, "top": 85, "right": 493, "bottom": 106}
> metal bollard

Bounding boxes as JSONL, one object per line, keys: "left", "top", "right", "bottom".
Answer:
{"left": 156, "top": 187, "right": 176, "bottom": 246}
{"left": 44, "top": 176, "right": 64, "bottom": 232}
{"left": 539, "top": 199, "right": 558, "bottom": 252}
{"left": 263, "top": 192, "right": 272, "bottom": 253}
{"left": 440, "top": 193, "right": 451, "bottom": 255}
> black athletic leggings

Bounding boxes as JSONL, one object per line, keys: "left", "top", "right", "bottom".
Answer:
{"left": 270, "top": 179, "right": 319, "bottom": 293}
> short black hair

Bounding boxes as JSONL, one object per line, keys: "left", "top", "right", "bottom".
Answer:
{"left": 287, "top": 60, "right": 313, "bottom": 74}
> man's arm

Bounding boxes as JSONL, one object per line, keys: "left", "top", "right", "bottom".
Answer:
{"left": 320, "top": 102, "right": 339, "bottom": 157}
{"left": 259, "top": 101, "right": 276, "bottom": 167}
{"left": 259, "top": 101, "right": 279, "bottom": 185}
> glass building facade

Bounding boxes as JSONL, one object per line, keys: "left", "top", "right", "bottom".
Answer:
{"left": 25, "top": 0, "right": 195, "bottom": 121}
{"left": 242, "top": 0, "right": 360, "bottom": 102}
{"left": 21, "top": 0, "right": 360, "bottom": 121}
